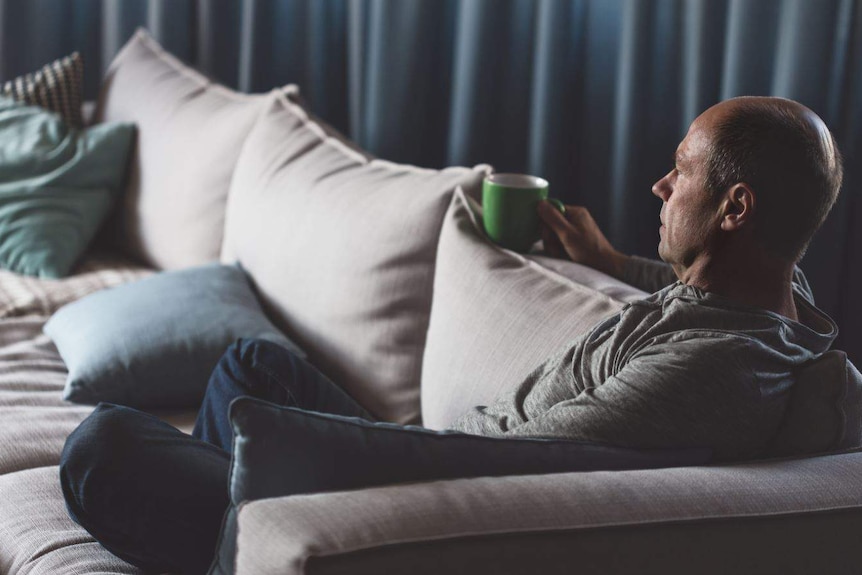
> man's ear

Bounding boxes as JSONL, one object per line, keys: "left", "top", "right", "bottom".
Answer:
{"left": 719, "top": 183, "right": 755, "bottom": 231}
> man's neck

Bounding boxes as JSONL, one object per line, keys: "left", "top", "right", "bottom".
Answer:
{"left": 673, "top": 253, "right": 799, "bottom": 322}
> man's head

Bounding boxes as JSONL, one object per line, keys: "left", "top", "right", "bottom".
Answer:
{"left": 652, "top": 96, "right": 843, "bottom": 269}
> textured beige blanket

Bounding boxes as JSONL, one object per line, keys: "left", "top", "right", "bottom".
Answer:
{"left": 0, "top": 252, "right": 152, "bottom": 320}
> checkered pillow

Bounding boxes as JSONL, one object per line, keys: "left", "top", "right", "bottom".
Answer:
{"left": 2, "top": 52, "right": 84, "bottom": 127}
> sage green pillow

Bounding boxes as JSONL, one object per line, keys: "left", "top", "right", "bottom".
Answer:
{"left": 0, "top": 96, "right": 134, "bottom": 278}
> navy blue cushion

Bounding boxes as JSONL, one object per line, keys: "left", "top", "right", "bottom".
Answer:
{"left": 229, "top": 398, "right": 711, "bottom": 496}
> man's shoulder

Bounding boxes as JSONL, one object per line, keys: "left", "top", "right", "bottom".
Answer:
{"left": 632, "top": 329, "right": 760, "bottom": 359}
{"left": 611, "top": 297, "right": 765, "bottom": 369}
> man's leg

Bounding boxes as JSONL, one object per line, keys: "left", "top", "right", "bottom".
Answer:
{"left": 193, "top": 337, "right": 375, "bottom": 451}
{"left": 60, "top": 338, "right": 370, "bottom": 573}
{"left": 59, "top": 403, "right": 230, "bottom": 575}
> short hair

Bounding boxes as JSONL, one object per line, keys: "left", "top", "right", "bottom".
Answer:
{"left": 704, "top": 98, "right": 843, "bottom": 262}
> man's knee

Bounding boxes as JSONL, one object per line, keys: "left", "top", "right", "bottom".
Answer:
{"left": 215, "top": 338, "right": 262, "bottom": 385}
{"left": 60, "top": 403, "right": 139, "bottom": 525}
{"left": 211, "top": 338, "right": 360, "bottom": 417}
{"left": 60, "top": 403, "right": 228, "bottom": 574}
{"left": 223, "top": 337, "right": 301, "bottom": 371}
{"left": 213, "top": 338, "right": 301, "bottom": 398}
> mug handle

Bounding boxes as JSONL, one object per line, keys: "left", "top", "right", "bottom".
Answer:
{"left": 547, "top": 197, "right": 566, "bottom": 215}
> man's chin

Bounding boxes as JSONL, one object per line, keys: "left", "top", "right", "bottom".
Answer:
{"left": 657, "top": 244, "right": 668, "bottom": 262}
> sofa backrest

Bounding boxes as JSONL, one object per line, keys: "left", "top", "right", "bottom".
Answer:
{"left": 221, "top": 93, "right": 488, "bottom": 424}
{"left": 765, "top": 350, "right": 862, "bottom": 457}
{"left": 95, "top": 29, "right": 286, "bottom": 270}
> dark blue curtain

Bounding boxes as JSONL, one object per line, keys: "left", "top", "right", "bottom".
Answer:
{"left": 1, "top": 0, "right": 860, "bottom": 365}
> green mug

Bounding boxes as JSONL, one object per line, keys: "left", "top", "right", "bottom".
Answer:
{"left": 482, "top": 173, "right": 565, "bottom": 253}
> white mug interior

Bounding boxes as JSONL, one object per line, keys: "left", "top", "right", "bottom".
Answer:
{"left": 485, "top": 173, "right": 548, "bottom": 189}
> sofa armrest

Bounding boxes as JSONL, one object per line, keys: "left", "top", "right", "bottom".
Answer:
{"left": 236, "top": 449, "right": 862, "bottom": 575}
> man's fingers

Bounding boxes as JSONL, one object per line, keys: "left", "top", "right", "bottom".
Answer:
{"left": 540, "top": 223, "right": 564, "bottom": 258}
{"left": 537, "top": 200, "right": 574, "bottom": 235}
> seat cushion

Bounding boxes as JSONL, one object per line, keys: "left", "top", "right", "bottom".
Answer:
{"left": 0, "top": 316, "right": 90, "bottom": 475}
{"left": 0, "top": 466, "right": 142, "bottom": 574}
{"left": 222, "top": 92, "right": 488, "bottom": 424}
{"left": 0, "top": 405, "right": 94, "bottom": 476}
{"left": 95, "top": 29, "right": 288, "bottom": 270}
{"left": 421, "top": 189, "right": 632, "bottom": 429}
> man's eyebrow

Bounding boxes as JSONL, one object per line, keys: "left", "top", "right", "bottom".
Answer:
{"left": 674, "top": 151, "right": 685, "bottom": 165}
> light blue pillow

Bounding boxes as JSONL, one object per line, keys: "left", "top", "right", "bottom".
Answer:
{"left": 44, "top": 264, "right": 305, "bottom": 409}
{"left": 0, "top": 96, "right": 135, "bottom": 278}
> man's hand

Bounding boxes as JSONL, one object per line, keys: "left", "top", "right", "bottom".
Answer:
{"left": 537, "top": 200, "right": 629, "bottom": 280}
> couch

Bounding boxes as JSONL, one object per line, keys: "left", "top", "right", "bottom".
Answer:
{"left": 2, "top": 29, "right": 862, "bottom": 575}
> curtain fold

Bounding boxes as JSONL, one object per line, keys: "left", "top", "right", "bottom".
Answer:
{"left": 0, "top": 0, "right": 859, "bottom": 364}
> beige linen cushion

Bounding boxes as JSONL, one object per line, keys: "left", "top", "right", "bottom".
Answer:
{"left": 526, "top": 254, "right": 649, "bottom": 304}
{"left": 421, "top": 189, "right": 632, "bottom": 430}
{"left": 221, "top": 92, "right": 489, "bottom": 424}
{"left": 95, "top": 29, "right": 288, "bottom": 269}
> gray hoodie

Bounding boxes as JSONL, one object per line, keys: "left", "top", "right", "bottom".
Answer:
{"left": 449, "top": 257, "right": 838, "bottom": 461}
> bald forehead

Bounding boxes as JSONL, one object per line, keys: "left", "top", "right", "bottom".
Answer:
{"left": 703, "top": 97, "right": 836, "bottom": 160}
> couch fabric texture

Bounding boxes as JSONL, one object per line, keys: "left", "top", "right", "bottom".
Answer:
{"left": 235, "top": 448, "right": 862, "bottom": 575}
{"left": 0, "top": 466, "right": 143, "bottom": 574}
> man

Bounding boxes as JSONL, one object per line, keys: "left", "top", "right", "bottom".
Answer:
{"left": 60, "top": 96, "right": 843, "bottom": 574}
{"left": 450, "top": 95, "right": 842, "bottom": 462}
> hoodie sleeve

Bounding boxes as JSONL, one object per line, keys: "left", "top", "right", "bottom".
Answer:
{"left": 455, "top": 335, "right": 779, "bottom": 462}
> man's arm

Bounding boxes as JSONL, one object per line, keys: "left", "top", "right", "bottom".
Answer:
{"left": 536, "top": 201, "right": 816, "bottom": 298}
{"left": 537, "top": 201, "right": 629, "bottom": 279}
{"left": 537, "top": 201, "right": 678, "bottom": 293}
{"left": 453, "top": 336, "right": 778, "bottom": 462}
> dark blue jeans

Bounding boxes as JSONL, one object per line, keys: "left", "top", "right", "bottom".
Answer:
{"left": 59, "top": 338, "right": 373, "bottom": 575}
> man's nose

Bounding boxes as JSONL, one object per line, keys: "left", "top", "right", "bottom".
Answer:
{"left": 652, "top": 171, "right": 672, "bottom": 200}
